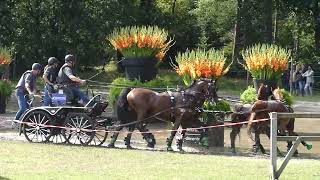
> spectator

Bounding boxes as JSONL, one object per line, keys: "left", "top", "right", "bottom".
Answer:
{"left": 302, "top": 66, "right": 314, "bottom": 96}
{"left": 293, "top": 65, "right": 300, "bottom": 95}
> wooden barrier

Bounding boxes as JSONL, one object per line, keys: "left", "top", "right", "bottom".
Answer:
{"left": 270, "top": 112, "right": 320, "bottom": 180}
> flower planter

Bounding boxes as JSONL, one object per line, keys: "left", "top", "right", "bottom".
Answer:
{"left": 183, "top": 112, "right": 224, "bottom": 148}
{"left": 122, "top": 57, "right": 158, "bottom": 82}
{"left": 253, "top": 78, "right": 278, "bottom": 93}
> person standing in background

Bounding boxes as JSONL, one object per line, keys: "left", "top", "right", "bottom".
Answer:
{"left": 303, "top": 66, "right": 314, "bottom": 96}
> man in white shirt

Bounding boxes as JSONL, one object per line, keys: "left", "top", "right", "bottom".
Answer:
{"left": 302, "top": 66, "right": 314, "bottom": 96}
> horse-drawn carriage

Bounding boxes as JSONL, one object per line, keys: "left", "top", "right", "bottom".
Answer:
{"left": 19, "top": 92, "right": 112, "bottom": 146}
{"left": 18, "top": 78, "right": 221, "bottom": 151}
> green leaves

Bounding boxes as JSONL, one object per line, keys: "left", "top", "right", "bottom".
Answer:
{"left": 240, "top": 86, "right": 257, "bottom": 104}
{"left": 0, "top": 80, "right": 13, "bottom": 97}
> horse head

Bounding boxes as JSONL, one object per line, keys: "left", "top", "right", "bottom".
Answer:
{"left": 183, "top": 78, "right": 218, "bottom": 107}
{"left": 257, "top": 84, "right": 271, "bottom": 100}
{"left": 272, "top": 87, "right": 283, "bottom": 101}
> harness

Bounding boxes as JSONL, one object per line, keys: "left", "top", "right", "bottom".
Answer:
{"left": 167, "top": 91, "right": 176, "bottom": 121}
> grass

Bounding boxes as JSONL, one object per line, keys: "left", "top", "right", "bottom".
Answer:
{"left": 0, "top": 141, "right": 320, "bottom": 180}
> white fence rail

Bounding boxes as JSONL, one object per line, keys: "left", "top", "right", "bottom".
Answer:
{"left": 270, "top": 112, "right": 320, "bottom": 180}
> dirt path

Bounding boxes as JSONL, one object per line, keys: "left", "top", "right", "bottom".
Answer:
{"left": 1, "top": 93, "right": 320, "bottom": 158}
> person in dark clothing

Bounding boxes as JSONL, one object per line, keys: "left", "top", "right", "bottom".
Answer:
{"left": 15, "top": 63, "right": 42, "bottom": 120}
{"left": 57, "top": 54, "right": 89, "bottom": 105}
{"left": 43, "top": 57, "right": 59, "bottom": 106}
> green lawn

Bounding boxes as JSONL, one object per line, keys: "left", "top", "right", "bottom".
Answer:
{"left": 0, "top": 141, "right": 320, "bottom": 180}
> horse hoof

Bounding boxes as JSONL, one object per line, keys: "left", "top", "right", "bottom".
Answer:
{"left": 231, "top": 148, "right": 236, "bottom": 154}
{"left": 147, "top": 143, "right": 155, "bottom": 148}
{"left": 107, "top": 144, "right": 115, "bottom": 148}
{"left": 126, "top": 145, "right": 133, "bottom": 149}
{"left": 167, "top": 147, "right": 174, "bottom": 151}
{"left": 177, "top": 147, "right": 184, "bottom": 152}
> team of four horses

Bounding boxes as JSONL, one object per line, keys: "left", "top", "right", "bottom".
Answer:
{"left": 20, "top": 78, "right": 308, "bottom": 155}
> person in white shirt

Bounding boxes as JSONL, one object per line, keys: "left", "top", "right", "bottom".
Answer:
{"left": 302, "top": 66, "right": 314, "bottom": 96}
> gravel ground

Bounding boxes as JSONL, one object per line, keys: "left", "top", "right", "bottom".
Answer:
{"left": 1, "top": 93, "right": 320, "bottom": 158}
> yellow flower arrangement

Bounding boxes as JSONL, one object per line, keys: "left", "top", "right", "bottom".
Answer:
{"left": 107, "top": 26, "right": 174, "bottom": 61}
{"left": 173, "top": 48, "right": 231, "bottom": 85}
{"left": 240, "top": 44, "right": 290, "bottom": 80}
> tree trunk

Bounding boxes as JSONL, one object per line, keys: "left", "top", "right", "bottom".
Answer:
{"left": 273, "top": 0, "right": 278, "bottom": 43}
{"left": 314, "top": 0, "right": 320, "bottom": 51}
{"left": 264, "top": 0, "right": 273, "bottom": 43}
{"left": 172, "top": 0, "right": 177, "bottom": 15}
{"left": 232, "top": 0, "right": 243, "bottom": 62}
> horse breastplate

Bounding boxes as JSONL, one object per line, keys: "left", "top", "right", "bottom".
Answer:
{"left": 167, "top": 91, "right": 176, "bottom": 120}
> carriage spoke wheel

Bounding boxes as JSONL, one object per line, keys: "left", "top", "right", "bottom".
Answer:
{"left": 90, "top": 128, "right": 108, "bottom": 146}
{"left": 23, "top": 110, "right": 51, "bottom": 143}
{"left": 63, "top": 113, "right": 95, "bottom": 145}
{"left": 46, "top": 128, "right": 67, "bottom": 144}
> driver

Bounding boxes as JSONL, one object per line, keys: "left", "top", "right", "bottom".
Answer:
{"left": 57, "top": 54, "right": 89, "bottom": 105}
{"left": 14, "top": 63, "right": 42, "bottom": 121}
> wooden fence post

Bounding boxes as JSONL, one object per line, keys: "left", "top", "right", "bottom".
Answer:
{"left": 270, "top": 112, "right": 278, "bottom": 180}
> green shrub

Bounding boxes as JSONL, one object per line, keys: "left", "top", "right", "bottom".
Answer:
{"left": 280, "top": 89, "right": 294, "bottom": 107}
{"left": 0, "top": 80, "right": 13, "bottom": 97}
{"left": 109, "top": 77, "right": 176, "bottom": 105}
{"left": 201, "top": 100, "right": 231, "bottom": 123}
{"left": 240, "top": 86, "right": 257, "bottom": 103}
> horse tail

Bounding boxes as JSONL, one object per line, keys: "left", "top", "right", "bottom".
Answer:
{"left": 116, "top": 88, "right": 137, "bottom": 123}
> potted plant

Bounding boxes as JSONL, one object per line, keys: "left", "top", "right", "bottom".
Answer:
{"left": 0, "top": 47, "right": 13, "bottom": 113}
{"left": 173, "top": 48, "right": 232, "bottom": 147}
{"left": 108, "top": 26, "right": 174, "bottom": 82}
{"left": 240, "top": 44, "right": 291, "bottom": 92}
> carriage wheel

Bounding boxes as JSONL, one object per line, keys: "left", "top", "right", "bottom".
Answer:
{"left": 22, "top": 110, "right": 51, "bottom": 143}
{"left": 62, "top": 113, "right": 95, "bottom": 145}
{"left": 90, "top": 128, "right": 108, "bottom": 146}
{"left": 46, "top": 128, "right": 67, "bottom": 144}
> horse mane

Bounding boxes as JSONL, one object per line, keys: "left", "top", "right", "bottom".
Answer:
{"left": 182, "top": 79, "right": 197, "bottom": 92}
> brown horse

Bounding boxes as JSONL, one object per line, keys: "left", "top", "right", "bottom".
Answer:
{"left": 107, "top": 78, "right": 217, "bottom": 151}
{"left": 230, "top": 103, "right": 252, "bottom": 153}
{"left": 248, "top": 85, "right": 310, "bottom": 154}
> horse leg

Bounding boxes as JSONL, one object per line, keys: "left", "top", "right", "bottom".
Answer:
{"left": 176, "top": 128, "right": 186, "bottom": 152}
{"left": 200, "top": 128, "right": 209, "bottom": 149}
{"left": 124, "top": 125, "right": 135, "bottom": 149}
{"left": 137, "top": 123, "right": 156, "bottom": 148}
{"left": 266, "top": 127, "right": 282, "bottom": 156}
{"left": 166, "top": 116, "right": 182, "bottom": 151}
{"left": 253, "top": 132, "right": 263, "bottom": 153}
{"left": 107, "top": 126, "right": 123, "bottom": 148}
{"left": 230, "top": 126, "right": 241, "bottom": 154}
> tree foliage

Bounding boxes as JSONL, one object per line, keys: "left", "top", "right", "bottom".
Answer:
{"left": 0, "top": 0, "right": 319, "bottom": 74}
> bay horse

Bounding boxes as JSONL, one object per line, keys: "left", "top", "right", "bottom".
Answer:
{"left": 107, "top": 78, "right": 217, "bottom": 151}
{"left": 230, "top": 103, "right": 252, "bottom": 153}
{"left": 228, "top": 83, "right": 269, "bottom": 154}
{"left": 248, "top": 85, "right": 310, "bottom": 154}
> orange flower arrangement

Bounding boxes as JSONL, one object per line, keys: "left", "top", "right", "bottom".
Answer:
{"left": 240, "top": 44, "right": 290, "bottom": 80}
{"left": 173, "top": 49, "right": 231, "bottom": 85}
{"left": 108, "top": 26, "right": 174, "bottom": 61}
{"left": 0, "top": 47, "right": 12, "bottom": 65}
{"left": 0, "top": 47, "right": 12, "bottom": 74}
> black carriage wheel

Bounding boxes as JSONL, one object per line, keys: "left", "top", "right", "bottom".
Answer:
{"left": 90, "top": 128, "right": 108, "bottom": 146}
{"left": 22, "top": 110, "right": 52, "bottom": 143}
{"left": 46, "top": 128, "right": 67, "bottom": 144}
{"left": 62, "top": 113, "right": 95, "bottom": 145}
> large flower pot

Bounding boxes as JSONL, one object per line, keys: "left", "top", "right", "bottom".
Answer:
{"left": 122, "top": 57, "right": 158, "bottom": 82}
{"left": 0, "top": 93, "right": 7, "bottom": 114}
{"left": 253, "top": 78, "right": 278, "bottom": 93}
